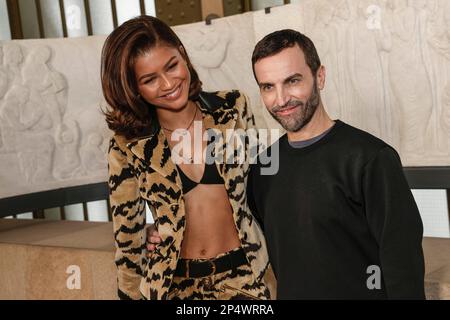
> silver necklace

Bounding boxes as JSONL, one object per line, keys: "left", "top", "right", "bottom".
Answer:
{"left": 161, "top": 106, "right": 198, "bottom": 134}
{"left": 162, "top": 106, "right": 198, "bottom": 164}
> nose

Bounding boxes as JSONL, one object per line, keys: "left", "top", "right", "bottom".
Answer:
{"left": 275, "top": 86, "right": 289, "bottom": 108}
{"left": 160, "top": 73, "right": 175, "bottom": 91}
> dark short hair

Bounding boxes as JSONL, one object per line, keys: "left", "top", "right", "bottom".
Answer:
{"left": 251, "top": 29, "right": 321, "bottom": 82}
{"left": 101, "top": 15, "right": 202, "bottom": 139}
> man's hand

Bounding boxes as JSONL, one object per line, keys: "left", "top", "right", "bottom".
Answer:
{"left": 146, "top": 224, "right": 162, "bottom": 255}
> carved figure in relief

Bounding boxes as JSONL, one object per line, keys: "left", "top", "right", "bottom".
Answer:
{"left": 426, "top": 0, "right": 450, "bottom": 59}
{"left": 369, "top": 0, "right": 395, "bottom": 143}
{"left": 328, "top": 0, "right": 362, "bottom": 125}
{"left": 22, "top": 46, "right": 68, "bottom": 129}
{"left": 176, "top": 25, "right": 237, "bottom": 90}
{"left": 443, "top": 83, "right": 450, "bottom": 150}
{"left": 388, "top": 0, "right": 434, "bottom": 156}
{"left": 0, "top": 84, "right": 55, "bottom": 182}
{"left": 345, "top": 0, "right": 387, "bottom": 138}
{"left": 0, "top": 46, "right": 7, "bottom": 100}
{"left": 0, "top": 85, "right": 43, "bottom": 132}
{"left": 80, "top": 132, "right": 107, "bottom": 174}
{"left": 18, "top": 132, "right": 55, "bottom": 183}
{"left": 0, "top": 46, "right": 6, "bottom": 150}
{"left": 307, "top": 0, "right": 342, "bottom": 120}
{"left": 54, "top": 119, "right": 82, "bottom": 179}
{"left": 3, "top": 43, "right": 23, "bottom": 88}
{"left": 426, "top": 0, "right": 450, "bottom": 153}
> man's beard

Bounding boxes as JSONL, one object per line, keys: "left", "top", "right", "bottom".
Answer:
{"left": 269, "top": 80, "right": 320, "bottom": 133}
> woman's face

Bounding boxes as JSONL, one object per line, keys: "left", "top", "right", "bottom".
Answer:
{"left": 134, "top": 45, "right": 191, "bottom": 111}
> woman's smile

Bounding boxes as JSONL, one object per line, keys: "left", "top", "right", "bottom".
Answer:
{"left": 160, "top": 82, "right": 183, "bottom": 101}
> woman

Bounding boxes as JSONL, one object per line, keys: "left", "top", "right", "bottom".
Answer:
{"left": 101, "top": 15, "right": 275, "bottom": 300}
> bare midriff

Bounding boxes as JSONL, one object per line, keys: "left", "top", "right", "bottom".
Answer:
{"left": 179, "top": 184, "right": 241, "bottom": 259}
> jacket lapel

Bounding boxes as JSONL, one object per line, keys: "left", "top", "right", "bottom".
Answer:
{"left": 198, "top": 91, "right": 238, "bottom": 179}
{"left": 126, "top": 129, "right": 181, "bottom": 187}
{"left": 197, "top": 91, "right": 238, "bottom": 135}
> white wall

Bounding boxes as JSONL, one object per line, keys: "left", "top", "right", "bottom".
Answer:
{"left": 251, "top": 0, "right": 284, "bottom": 10}
{"left": 413, "top": 190, "right": 450, "bottom": 238}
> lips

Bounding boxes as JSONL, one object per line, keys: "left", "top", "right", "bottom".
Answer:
{"left": 161, "top": 83, "right": 182, "bottom": 100}
{"left": 276, "top": 105, "right": 298, "bottom": 116}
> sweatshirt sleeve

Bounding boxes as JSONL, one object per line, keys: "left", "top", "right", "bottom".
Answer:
{"left": 362, "top": 146, "right": 425, "bottom": 299}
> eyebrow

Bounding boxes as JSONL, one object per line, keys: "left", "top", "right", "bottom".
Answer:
{"left": 284, "top": 73, "right": 303, "bottom": 84}
{"left": 138, "top": 56, "right": 177, "bottom": 81}
{"left": 258, "top": 73, "right": 303, "bottom": 88}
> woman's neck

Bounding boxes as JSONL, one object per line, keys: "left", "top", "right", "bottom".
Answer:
{"left": 157, "top": 100, "right": 198, "bottom": 132}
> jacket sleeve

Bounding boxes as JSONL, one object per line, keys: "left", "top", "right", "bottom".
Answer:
{"left": 362, "top": 146, "right": 425, "bottom": 299}
{"left": 240, "top": 92, "right": 257, "bottom": 130}
{"left": 240, "top": 92, "right": 265, "bottom": 228}
{"left": 246, "top": 164, "right": 264, "bottom": 230}
{"left": 108, "top": 136, "right": 147, "bottom": 300}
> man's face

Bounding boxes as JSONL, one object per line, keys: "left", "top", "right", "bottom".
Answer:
{"left": 254, "top": 45, "right": 324, "bottom": 132}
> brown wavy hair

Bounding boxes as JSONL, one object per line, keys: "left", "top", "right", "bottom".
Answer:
{"left": 101, "top": 15, "right": 202, "bottom": 139}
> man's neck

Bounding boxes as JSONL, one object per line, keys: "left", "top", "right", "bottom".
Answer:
{"left": 286, "top": 103, "right": 334, "bottom": 142}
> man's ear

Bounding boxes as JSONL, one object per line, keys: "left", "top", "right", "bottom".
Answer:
{"left": 316, "top": 65, "right": 326, "bottom": 90}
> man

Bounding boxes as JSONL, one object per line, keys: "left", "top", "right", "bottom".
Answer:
{"left": 148, "top": 29, "right": 425, "bottom": 300}
{"left": 247, "top": 29, "right": 425, "bottom": 299}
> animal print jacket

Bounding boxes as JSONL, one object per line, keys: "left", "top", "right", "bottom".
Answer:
{"left": 108, "top": 90, "right": 276, "bottom": 300}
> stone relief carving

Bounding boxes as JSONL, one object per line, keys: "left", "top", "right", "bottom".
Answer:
{"left": 3, "top": 43, "right": 24, "bottom": 89}
{"left": 175, "top": 24, "right": 233, "bottom": 89}
{"left": 304, "top": 0, "right": 345, "bottom": 121}
{"left": 0, "top": 40, "right": 109, "bottom": 197}
{"left": 426, "top": 0, "right": 450, "bottom": 153}
{"left": 80, "top": 132, "right": 107, "bottom": 174}
{"left": 54, "top": 119, "right": 82, "bottom": 179}
{"left": 0, "top": 47, "right": 7, "bottom": 100}
{"left": 387, "top": 0, "right": 436, "bottom": 157}
{"left": 18, "top": 132, "right": 55, "bottom": 184}
{"left": 297, "top": 0, "right": 450, "bottom": 165}
{"left": 0, "top": 1, "right": 449, "bottom": 198}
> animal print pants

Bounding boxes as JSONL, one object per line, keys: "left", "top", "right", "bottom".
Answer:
{"left": 168, "top": 248, "right": 271, "bottom": 300}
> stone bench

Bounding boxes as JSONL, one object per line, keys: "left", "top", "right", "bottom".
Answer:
{"left": 0, "top": 219, "right": 116, "bottom": 299}
{"left": 1, "top": 219, "right": 449, "bottom": 299}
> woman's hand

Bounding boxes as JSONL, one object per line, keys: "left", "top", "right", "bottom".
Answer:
{"left": 146, "top": 224, "right": 162, "bottom": 253}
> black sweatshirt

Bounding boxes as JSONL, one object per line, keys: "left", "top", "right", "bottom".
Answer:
{"left": 247, "top": 120, "right": 425, "bottom": 299}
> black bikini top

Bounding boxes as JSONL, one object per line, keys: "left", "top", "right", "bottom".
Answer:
{"left": 177, "top": 161, "right": 224, "bottom": 194}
